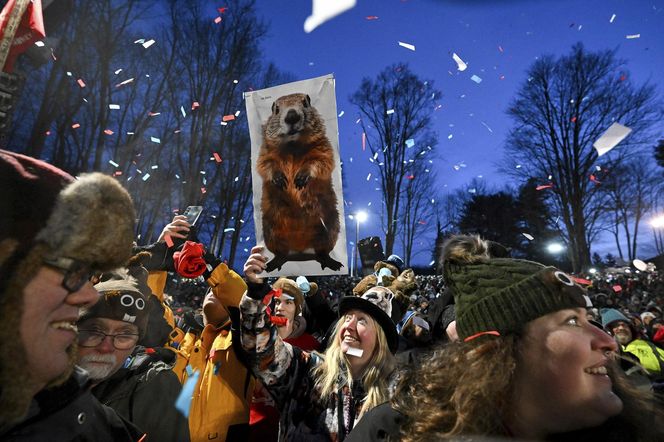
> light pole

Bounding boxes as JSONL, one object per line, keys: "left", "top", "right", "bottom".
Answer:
{"left": 352, "top": 211, "right": 368, "bottom": 277}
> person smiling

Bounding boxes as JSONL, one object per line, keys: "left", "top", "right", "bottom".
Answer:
{"left": 351, "top": 234, "right": 664, "bottom": 441}
{"left": 241, "top": 246, "right": 398, "bottom": 441}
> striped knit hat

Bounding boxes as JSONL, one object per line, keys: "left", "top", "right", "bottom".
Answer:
{"left": 441, "top": 235, "right": 587, "bottom": 341}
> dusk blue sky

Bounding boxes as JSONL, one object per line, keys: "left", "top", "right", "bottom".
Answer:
{"left": 252, "top": 0, "right": 664, "bottom": 265}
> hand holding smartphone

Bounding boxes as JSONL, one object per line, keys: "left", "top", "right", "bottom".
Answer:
{"left": 182, "top": 206, "right": 203, "bottom": 226}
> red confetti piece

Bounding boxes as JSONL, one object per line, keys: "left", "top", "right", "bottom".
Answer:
{"left": 214, "top": 16, "right": 222, "bottom": 24}
{"left": 366, "top": 15, "right": 379, "bottom": 20}
{"left": 572, "top": 277, "right": 592, "bottom": 285}
{"left": 407, "top": 175, "right": 415, "bottom": 179}
{"left": 619, "top": 74, "right": 627, "bottom": 81}
{"left": 590, "top": 174, "right": 601, "bottom": 185}
{"left": 113, "top": 171, "right": 123, "bottom": 176}
{"left": 418, "top": 220, "right": 426, "bottom": 225}
{"left": 71, "top": 123, "right": 81, "bottom": 129}
{"left": 571, "top": 116, "right": 577, "bottom": 123}
{"left": 192, "top": 101, "right": 200, "bottom": 110}
{"left": 222, "top": 114, "right": 235, "bottom": 122}
{"left": 104, "top": 129, "right": 114, "bottom": 135}
{"left": 201, "top": 187, "right": 206, "bottom": 194}
{"left": 164, "top": 234, "right": 174, "bottom": 248}
{"left": 536, "top": 183, "right": 553, "bottom": 191}
{"left": 612, "top": 285, "right": 622, "bottom": 293}
{"left": 217, "top": 7, "right": 228, "bottom": 13}
{"left": 77, "top": 78, "right": 86, "bottom": 88}
{"left": 213, "top": 152, "right": 222, "bottom": 163}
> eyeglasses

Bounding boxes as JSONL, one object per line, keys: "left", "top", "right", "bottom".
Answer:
{"left": 43, "top": 257, "right": 100, "bottom": 293}
{"left": 78, "top": 329, "right": 139, "bottom": 350}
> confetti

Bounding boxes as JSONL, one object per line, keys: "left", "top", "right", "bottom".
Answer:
{"left": 362, "top": 132, "right": 366, "bottom": 151}
{"left": 77, "top": 79, "right": 86, "bottom": 88}
{"left": 593, "top": 122, "right": 632, "bottom": 156}
{"left": 71, "top": 123, "right": 80, "bottom": 129}
{"left": 192, "top": 101, "right": 200, "bottom": 110}
{"left": 150, "top": 137, "right": 160, "bottom": 143}
{"left": 405, "top": 139, "right": 415, "bottom": 148}
{"left": 590, "top": 174, "right": 601, "bottom": 185}
{"left": 213, "top": 152, "right": 222, "bottom": 163}
{"left": 398, "top": 41, "right": 415, "bottom": 51}
{"left": 498, "top": 45, "right": 504, "bottom": 53}
{"left": 34, "top": 41, "right": 44, "bottom": 47}
{"left": 109, "top": 104, "right": 120, "bottom": 110}
{"left": 345, "top": 347, "right": 364, "bottom": 357}
{"left": 366, "top": 15, "right": 378, "bottom": 20}
{"left": 304, "top": 0, "right": 357, "bottom": 33}
{"left": 214, "top": 16, "right": 222, "bottom": 24}
{"left": 386, "top": 109, "right": 395, "bottom": 115}
{"left": 470, "top": 74, "right": 482, "bottom": 84}
{"left": 175, "top": 370, "right": 200, "bottom": 418}
{"left": 222, "top": 114, "right": 235, "bottom": 122}
{"left": 142, "top": 173, "right": 151, "bottom": 181}
{"left": 148, "top": 112, "right": 161, "bottom": 117}
{"left": 108, "top": 160, "right": 119, "bottom": 167}
{"left": 235, "top": 110, "right": 241, "bottom": 117}
{"left": 224, "top": 228, "right": 235, "bottom": 233}
{"left": 481, "top": 121, "right": 493, "bottom": 133}
{"left": 536, "top": 184, "right": 553, "bottom": 191}
{"left": 625, "top": 34, "right": 640, "bottom": 39}
{"left": 338, "top": 110, "right": 344, "bottom": 117}
{"left": 201, "top": 187, "right": 207, "bottom": 194}
{"left": 447, "top": 134, "right": 453, "bottom": 140}
{"left": 217, "top": 7, "right": 228, "bottom": 13}
{"left": 133, "top": 38, "right": 145, "bottom": 44}
{"left": 164, "top": 234, "right": 174, "bottom": 248}
{"left": 366, "top": 173, "right": 371, "bottom": 181}
{"left": 104, "top": 129, "right": 114, "bottom": 135}
{"left": 612, "top": 285, "right": 622, "bottom": 293}
{"left": 114, "top": 68, "right": 123, "bottom": 75}
{"left": 180, "top": 106, "right": 186, "bottom": 117}
{"left": 115, "top": 78, "right": 134, "bottom": 87}
{"left": 142, "top": 39, "right": 156, "bottom": 48}
{"left": 610, "top": 14, "right": 616, "bottom": 23}
{"left": 522, "top": 233, "right": 534, "bottom": 241}
{"left": 452, "top": 53, "right": 467, "bottom": 71}
{"left": 151, "top": 165, "right": 158, "bottom": 169}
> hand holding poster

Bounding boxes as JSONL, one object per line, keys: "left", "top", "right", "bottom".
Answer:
{"left": 245, "top": 74, "right": 348, "bottom": 277}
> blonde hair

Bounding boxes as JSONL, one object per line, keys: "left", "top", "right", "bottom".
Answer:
{"left": 313, "top": 315, "right": 396, "bottom": 416}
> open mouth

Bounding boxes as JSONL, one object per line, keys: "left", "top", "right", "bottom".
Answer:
{"left": 51, "top": 321, "right": 78, "bottom": 333}
{"left": 584, "top": 366, "right": 608, "bottom": 375}
{"left": 343, "top": 334, "right": 359, "bottom": 344}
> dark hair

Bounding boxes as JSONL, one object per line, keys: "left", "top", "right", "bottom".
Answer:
{"left": 393, "top": 338, "right": 664, "bottom": 441}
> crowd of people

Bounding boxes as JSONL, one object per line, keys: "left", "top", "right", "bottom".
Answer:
{"left": 2, "top": 149, "right": 664, "bottom": 441}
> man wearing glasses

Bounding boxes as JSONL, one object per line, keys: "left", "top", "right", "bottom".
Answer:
{"left": 0, "top": 150, "right": 141, "bottom": 440}
{"left": 76, "top": 259, "right": 190, "bottom": 441}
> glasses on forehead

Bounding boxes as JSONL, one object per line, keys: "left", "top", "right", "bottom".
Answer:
{"left": 43, "top": 257, "right": 100, "bottom": 293}
{"left": 78, "top": 329, "right": 139, "bottom": 350}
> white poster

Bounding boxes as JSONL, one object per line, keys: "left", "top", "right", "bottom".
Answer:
{"left": 244, "top": 74, "right": 348, "bottom": 276}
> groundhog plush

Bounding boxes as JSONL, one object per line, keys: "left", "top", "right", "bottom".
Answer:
{"left": 257, "top": 93, "right": 342, "bottom": 272}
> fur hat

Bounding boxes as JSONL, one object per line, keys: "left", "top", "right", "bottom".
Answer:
{"left": 441, "top": 234, "right": 586, "bottom": 341}
{"left": 0, "top": 150, "right": 136, "bottom": 427}
{"left": 272, "top": 277, "right": 304, "bottom": 314}
{"left": 339, "top": 286, "right": 399, "bottom": 353}
{"left": 79, "top": 254, "right": 152, "bottom": 337}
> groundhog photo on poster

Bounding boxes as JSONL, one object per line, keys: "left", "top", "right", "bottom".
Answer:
{"left": 256, "top": 92, "right": 342, "bottom": 272}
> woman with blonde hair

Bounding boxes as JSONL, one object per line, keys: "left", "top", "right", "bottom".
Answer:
{"left": 350, "top": 234, "right": 664, "bottom": 441}
{"left": 241, "top": 246, "right": 398, "bottom": 441}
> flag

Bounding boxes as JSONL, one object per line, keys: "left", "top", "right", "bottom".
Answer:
{"left": 1, "top": 0, "right": 45, "bottom": 73}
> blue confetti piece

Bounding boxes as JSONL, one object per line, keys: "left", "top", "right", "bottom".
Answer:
{"left": 470, "top": 74, "right": 482, "bottom": 84}
{"left": 405, "top": 139, "right": 415, "bottom": 148}
{"left": 175, "top": 370, "right": 199, "bottom": 418}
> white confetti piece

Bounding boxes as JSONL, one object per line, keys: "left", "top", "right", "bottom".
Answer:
{"left": 134, "top": 38, "right": 145, "bottom": 44}
{"left": 151, "top": 165, "right": 158, "bottom": 169}
{"left": 234, "top": 110, "right": 241, "bottom": 117}
{"left": 593, "top": 122, "right": 632, "bottom": 156}
{"left": 116, "top": 78, "right": 134, "bottom": 87}
{"left": 304, "top": 0, "right": 356, "bottom": 32}
{"left": 142, "top": 39, "right": 156, "bottom": 48}
{"left": 448, "top": 134, "right": 453, "bottom": 139}
{"left": 150, "top": 137, "right": 160, "bottom": 143}
{"left": 625, "top": 34, "right": 640, "bottom": 39}
{"left": 470, "top": 74, "right": 482, "bottom": 84}
{"left": 224, "top": 228, "right": 235, "bottom": 233}
{"left": 481, "top": 121, "right": 493, "bottom": 133}
{"left": 610, "top": 14, "right": 616, "bottom": 23}
{"left": 366, "top": 173, "right": 371, "bottom": 181}
{"left": 338, "top": 110, "right": 344, "bottom": 117}
{"left": 108, "top": 160, "right": 119, "bottom": 167}
{"left": 452, "top": 52, "right": 467, "bottom": 71}
{"left": 345, "top": 347, "right": 364, "bottom": 357}
{"left": 142, "top": 173, "right": 151, "bottom": 181}
{"left": 398, "top": 41, "right": 415, "bottom": 51}
{"left": 405, "top": 139, "right": 415, "bottom": 148}
{"left": 522, "top": 233, "right": 535, "bottom": 241}
{"left": 114, "top": 68, "right": 123, "bottom": 75}
{"left": 386, "top": 109, "right": 395, "bottom": 115}
{"left": 180, "top": 106, "right": 186, "bottom": 117}
{"left": 109, "top": 104, "right": 120, "bottom": 110}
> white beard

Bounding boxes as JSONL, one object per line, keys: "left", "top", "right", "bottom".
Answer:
{"left": 78, "top": 353, "right": 118, "bottom": 381}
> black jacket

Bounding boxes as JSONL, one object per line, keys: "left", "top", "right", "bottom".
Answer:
{"left": 2, "top": 366, "right": 143, "bottom": 441}
{"left": 91, "top": 346, "right": 190, "bottom": 442}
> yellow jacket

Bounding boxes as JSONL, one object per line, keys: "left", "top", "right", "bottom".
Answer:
{"left": 172, "top": 263, "right": 254, "bottom": 442}
{"left": 624, "top": 339, "right": 664, "bottom": 375}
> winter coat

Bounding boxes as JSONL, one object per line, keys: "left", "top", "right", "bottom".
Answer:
{"left": 240, "top": 282, "right": 396, "bottom": 442}
{"left": 91, "top": 346, "right": 189, "bottom": 442}
{"left": 2, "top": 366, "right": 143, "bottom": 441}
{"left": 623, "top": 338, "right": 664, "bottom": 375}
{"left": 172, "top": 263, "right": 255, "bottom": 442}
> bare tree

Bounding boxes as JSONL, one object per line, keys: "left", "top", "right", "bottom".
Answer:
{"left": 503, "top": 43, "right": 661, "bottom": 271}
{"left": 350, "top": 63, "right": 440, "bottom": 256}
{"left": 398, "top": 163, "right": 437, "bottom": 266}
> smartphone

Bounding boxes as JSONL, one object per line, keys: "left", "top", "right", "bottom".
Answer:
{"left": 182, "top": 206, "right": 203, "bottom": 226}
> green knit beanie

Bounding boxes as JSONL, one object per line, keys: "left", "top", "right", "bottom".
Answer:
{"left": 441, "top": 235, "right": 587, "bottom": 341}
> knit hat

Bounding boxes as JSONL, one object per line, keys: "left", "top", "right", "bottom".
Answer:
{"left": 272, "top": 277, "right": 304, "bottom": 314}
{"left": 80, "top": 254, "right": 152, "bottom": 337}
{"left": 339, "top": 286, "right": 399, "bottom": 353}
{"left": 441, "top": 235, "right": 587, "bottom": 341}
{"left": 600, "top": 308, "right": 630, "bottom": 330}
{"left": 0, "top": 150, "right": 136, "bottom": 427}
